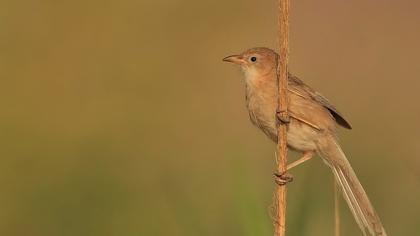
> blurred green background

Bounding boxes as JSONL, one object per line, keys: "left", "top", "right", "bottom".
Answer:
{"left": 1, "top": 0, "right": 420, "bottom": 235}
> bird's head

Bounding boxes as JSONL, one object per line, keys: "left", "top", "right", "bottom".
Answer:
{"left": 223, "top": 47, "right": 278, "bottom": 80}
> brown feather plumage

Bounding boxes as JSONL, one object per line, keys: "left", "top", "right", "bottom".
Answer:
{"left": 224, "top": 47, "right": 386, "bottom": 236}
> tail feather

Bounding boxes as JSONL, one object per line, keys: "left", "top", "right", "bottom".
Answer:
{"left": 332, "top": 167, "right": 367, "bottom": 236}
{"left": 317, "top": 135, "right": 387, "bottom": 236}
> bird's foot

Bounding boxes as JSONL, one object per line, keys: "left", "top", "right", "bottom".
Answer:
{"left": 276, "top": 109, "right": 290, "bottom": 124}
{"left": 274, "top": 172, "right": 293, "bottom": 185}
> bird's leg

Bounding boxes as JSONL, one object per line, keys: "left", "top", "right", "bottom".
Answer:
{"left": 273, "top": 149, "right": 293, "bottom": 186}
{"left": 274, "top": 172, "right": 293, "bottom": 185}
{"left": 287, "top": 151, "right": 314, "bottom": 170}
{"left": 274, "top": 152, "right": 314, "bottom": 185}
{"left": 276, "top": 108, "right": 290, "bottom": 124}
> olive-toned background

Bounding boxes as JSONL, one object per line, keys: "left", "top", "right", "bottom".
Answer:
{"left": 1, "top": 0, "right": 419, "bottom": 235}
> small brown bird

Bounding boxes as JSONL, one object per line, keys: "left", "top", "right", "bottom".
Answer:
{"left": 223, "top": 47, "right": 386, "bottom": 236}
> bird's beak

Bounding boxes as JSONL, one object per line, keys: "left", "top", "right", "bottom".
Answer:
{"left": 223, "top": 55, "right": 246, "bottom": 65}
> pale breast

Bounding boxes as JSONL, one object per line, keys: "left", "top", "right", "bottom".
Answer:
{"left": 245, "top": 81, "right": 278, "bottom": 142}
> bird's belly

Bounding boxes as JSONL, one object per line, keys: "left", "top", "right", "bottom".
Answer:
{"left": 286, "top": 120, "right": 319, "bottom": 152}
{"left": 252, "top": 115, "right": 319, "bottom": 152}
{"left": 247, "top": 97, "right": 320, "bottom": 152}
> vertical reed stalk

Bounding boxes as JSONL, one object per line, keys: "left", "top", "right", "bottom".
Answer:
{"left": 334, "top": 180, "right": 341, "bottom": 236}
{"left": 273, "top": 0, "right": 290, "bottom": 236}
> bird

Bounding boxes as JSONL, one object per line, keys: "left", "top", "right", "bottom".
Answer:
{"left": 223, "top": 47, "right": 387, "bottom": 236}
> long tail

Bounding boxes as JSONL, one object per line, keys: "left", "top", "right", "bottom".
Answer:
{"left": 316, "top": 134, "right": 387, "bottom": 236}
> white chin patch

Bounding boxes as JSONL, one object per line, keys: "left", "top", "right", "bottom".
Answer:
{"left": 242, "top": 67, "right": 257, "bottom": 82}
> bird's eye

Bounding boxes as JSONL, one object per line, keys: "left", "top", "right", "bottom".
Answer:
{"left": 250, "top": 56, "right": 257, "bottom": 62}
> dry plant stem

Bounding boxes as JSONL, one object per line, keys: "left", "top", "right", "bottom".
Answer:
{"left": 334, "top": 179, "right": 341, "bottom": 236}
{"left": 273, "top": 0, "right": 289, "bottom": 236}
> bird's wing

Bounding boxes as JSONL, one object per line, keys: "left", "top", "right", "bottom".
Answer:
{"left": 288, "top": 74, "right": 352, "bottom": 129}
